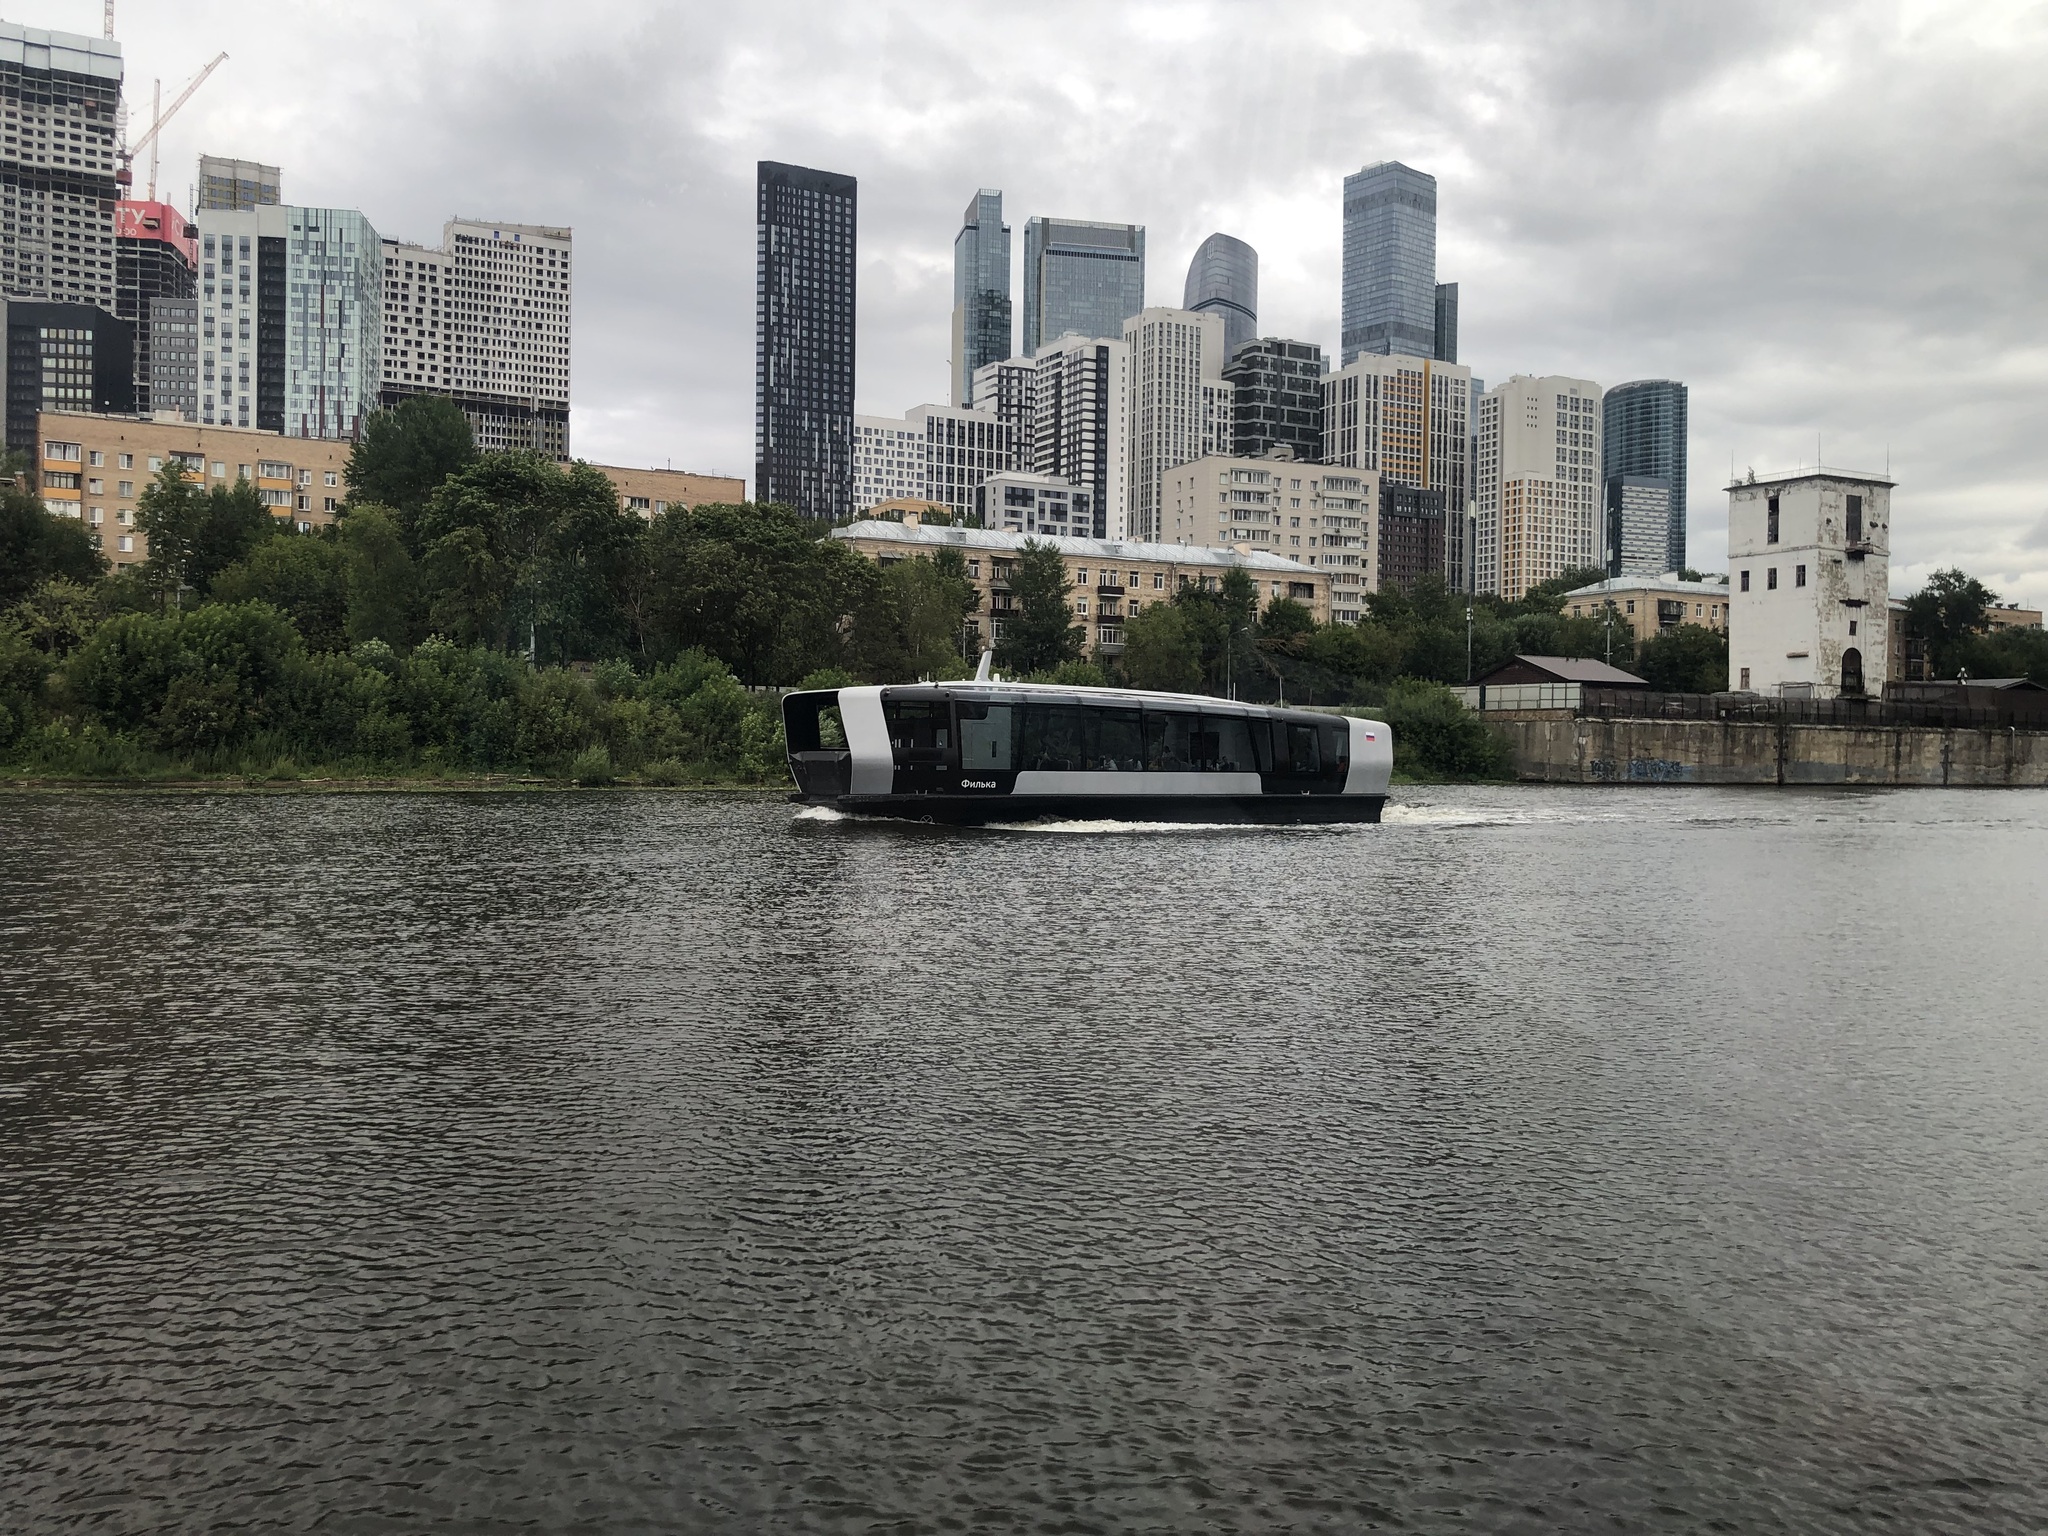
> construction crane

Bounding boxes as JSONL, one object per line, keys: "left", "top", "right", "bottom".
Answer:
{"left": 115, "top": 53, "right": 228, "bottom": 201}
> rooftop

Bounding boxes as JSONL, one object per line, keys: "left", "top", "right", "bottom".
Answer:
{"left": 1490, "top": 655, "right": 1650, "bottom": 686}
{"left": 1565, "top": 576, "right": 1730, "bottom": 600}
{"left": 1725, "top": 464, "right": 1895, "bottom": 490}
{"left": 833, "top": 520, "right": 1321, "bottom": 573}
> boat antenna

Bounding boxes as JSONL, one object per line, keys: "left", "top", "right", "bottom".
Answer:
{"left": 974, "top": 649, "right": 993, "bottom": 682}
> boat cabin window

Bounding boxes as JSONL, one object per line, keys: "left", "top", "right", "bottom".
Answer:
{"left": 883, "top": 698, "right": 950, "bottom": 766}
{"left": 958, "top": 702, "right": 1013, "bottom": 770}
{"left": 1018, "top": 704, "right": 1145, "bottom": 772}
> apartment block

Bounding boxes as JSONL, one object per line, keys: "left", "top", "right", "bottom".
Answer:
{"left": 982, "top": 469, "right": 1093, "bottom": 537}
{"left": 853, "top": 403, "right": 1015, "bottom": 526}
{"left": 1124, "top": 307, "right": 1231, "bottom": 545}
{"left": 379, "top": 219, "right": 572, "bottom": 457}
{"left": 1160, "top": 456, "right": 1376, "bottom": 622}
{"left": 36, "top": 411, "right": 351, "bottom": 567}
{"left": 831, "top": 515, "right": 1332, "bottom": 658}
{"left": 4, "top": 301, "right": 132, "bottom": 452}
{"left": 1563, "top": 575, "right": 1730, "bottom": 644}
{"left": 1225, "top": 338, "right": 1324, "bottom": 462}
{"left": 599, "top": 464, "right": 745, "bottom": 517}
{"left": 194, "top": 204, "right": 382, "bottom": 439}
{"left": 0, "top": 22, "right": 122, "bottom": 310}
{"left": 1474, "top": 374, "right": 1603, "bottom": 600}
{"left": 974, "top": 333, "right": 1130, "bottom": 540}
{"left": 1322, "top": 350, "right": 1472, "bottom": 589}
{"left": 147, "top": 296, "right": 199, "bottom": 420}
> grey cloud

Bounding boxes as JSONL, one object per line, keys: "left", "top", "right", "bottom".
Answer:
{"left": 119, "top": 0, "right": 2048, "bottom": 600}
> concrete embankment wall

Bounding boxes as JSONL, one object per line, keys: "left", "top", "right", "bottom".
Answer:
{"left": 1490, "top": 714, "right": 2048, "bottom": 786}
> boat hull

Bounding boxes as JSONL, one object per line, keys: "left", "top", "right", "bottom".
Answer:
{"left": 795, "top": 792, "right": 1386, "bottom": 826}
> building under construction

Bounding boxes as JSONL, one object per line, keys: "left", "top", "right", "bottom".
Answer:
{"left": 379, "top": 219, "right": 572, "bottom": 459}
{"left": 0, "top": 21, "right": 124, "bottom": 311}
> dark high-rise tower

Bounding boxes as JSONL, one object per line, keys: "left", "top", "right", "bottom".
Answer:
{"left": 115, "top": 201, "right": 197, "bottom": 416}
{"left": 1603, "top": 379, "right": 1689, "bottom": 572}
{"left": 951, "top": 189, "right": 1010, "bottom": 409}
{"left": 1224, "top": 338, "right": 1323, "bottom": 461}
{"left": 756, "top": 161, "right": 856, "bottom": 519}
{"left": 1341, "top": 161, "right": 1437, "bottom": 364}
{"left": 1183, "top": 233, "right": 1257, "bottom": 358}
{"left": 1432, "top": 281, "right": 1458, "bottom": 364}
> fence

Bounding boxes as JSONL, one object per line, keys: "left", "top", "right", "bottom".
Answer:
{"left": 1574, "top": 685, "right": 2048, "bottom": 732}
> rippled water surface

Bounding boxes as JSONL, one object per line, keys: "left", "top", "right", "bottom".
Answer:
{"left": 3, "top": 786, "right": 2045, "bottom": 1532}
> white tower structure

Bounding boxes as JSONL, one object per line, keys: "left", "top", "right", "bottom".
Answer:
{"left": 1727, "top": 469, "right": 1892, "bottom": 697}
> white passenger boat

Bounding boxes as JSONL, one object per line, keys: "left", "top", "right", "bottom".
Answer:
{"left": 784, "top": 667, "right": 1392, "bottom": 826}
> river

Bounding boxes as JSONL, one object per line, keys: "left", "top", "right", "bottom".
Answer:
{"left": 2, "top": 786, "right": 2044, "bottom": 1531}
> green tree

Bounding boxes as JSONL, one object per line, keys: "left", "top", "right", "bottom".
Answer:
{"left": 995, "top": 539, "right": 1082, "bottom": 674}
{"left": 0, "top": 487, "right": 105, "bottom": 605}
{"left": 1636, "top": 623, "right": 1730, "bottom": 692}
{"left": 1120, "top": 601, "right": 1201, "bottom": 693}
{"left": 1171, "top": 567, "right": 1259, "bottom": 694}
{"left": 637, "top": 501, "right": 876, "bottom": 682}
{"left": 5, "top": 577, "right": 100, "bottom": 657}
{"left": 135, "top": 463, "right": 208, "bottom": 611}
{"left": 345, "top": 395, "right": 478, "bottom": 547}
{"left": 415, "top": 453, "right": 639, "bottom": 661}
{"left": 1377, "top": 679, "right": 1516, "bottom": 780}
{"left": 1905, "top": 567, "right": 1997, "bottom": 678}
{"left": 1955, "top": 624, "right": 2048, "bottom": 686}
{"left": 188, "top": 479, "right": 279, "bottom": 594}
{"left": 848, "top": 554, "right": 977, "bottom": 681}
{"left": 1515, "top": 565, "right": 1612, "bottom": 615}
{"left": 336, "top": 505, "right": 420, "bottom": 649}
{"left": 1259, "top": 596, "right": 1315, "bottom": 642}
{"left": 211, "top": 534, "right": 349, "bottom": 652}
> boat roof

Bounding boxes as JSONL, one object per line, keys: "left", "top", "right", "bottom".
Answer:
{"left": 823, "top": 679, "right": 1367, "bottom": 719}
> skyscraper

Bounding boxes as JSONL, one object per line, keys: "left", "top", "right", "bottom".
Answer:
{"left": 1341, "top": 161, "right": 1437, "bottom": 365}
{"left": 951, "top": 189, "right": 1010, "bottom": 409}
{"left": 1603, "top": 379, "right": 1690, "bottom": 573}
{"left": 1432, "top": 282, "right": 1458, "bottom": 364}
{"left": 756, "top": 161, "right": 856, "bottom": 518}
{"left": 380, "top": 220, "right": 573, "bottom": 457}
{"left": 0, "top": 21, "right": 123, "bottom": 311}
{"left": 1183, "top": 233, "right": 1257, "bottom": 358}
{"left": 1224, "top": 339, "right": 1323, "bottom": 461}
{"left": 1022, "top": 217, "right": 1143, "bottom": 356}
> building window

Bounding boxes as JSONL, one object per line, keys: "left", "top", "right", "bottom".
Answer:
{"left": 1625, "top": 600, "right": 1635, "bottom": 615}
{"left": 1766, "top": 568, "right": 1778, "bottom": 591}
{"left": 117, "top": 535, "right": 133, "bottom": 552}
{"left": 1740, "top": 569, "right": 1751, "bottom": 592}
{"left": 1766, "top": 495, "right": 1779, "bottom": 543}
{"left": 1849, "top": 619, "right": 1858, "bottom": 636}
{"left": 88, "top": 450, "right": 103, "bottom": 467}
{"left": 118, "top": 453, "right": 132, "bottom": 470}
{"left": 1740, "top": 667, "right": 1750, "bottom": 689}
{"left": 1795, "top": 565, "right": 1807, "bottom": 587}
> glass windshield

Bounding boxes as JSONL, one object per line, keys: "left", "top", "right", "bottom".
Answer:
{"left": 883, "top": 698, "right": 950, "bottom": 765}
{"left": 959, "top": 702, "right": 1013, "bottom": 771}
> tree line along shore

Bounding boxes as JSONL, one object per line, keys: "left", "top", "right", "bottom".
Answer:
{"left": 4, "top": 399, "right": 2039, "bottom": 790}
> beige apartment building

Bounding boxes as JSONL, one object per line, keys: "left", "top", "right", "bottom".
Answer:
{"left": 600, "top": 465, "right": 746, "bottom": 517}
{"left": 832, "top": 515, "right": 1330, "bottom": 659}
{"left": 1562, "top": 576, "right": 1731, "bottom": 644}
{"left": 1161, "top": 455, "right": 1377, "bottom": 624}
{"left": 38, "top": 414, "right": 354, "bottom": 568}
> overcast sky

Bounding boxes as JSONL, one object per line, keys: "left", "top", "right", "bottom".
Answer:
{"left": 75, "top": 0, "right": 2048, "bottom": 603}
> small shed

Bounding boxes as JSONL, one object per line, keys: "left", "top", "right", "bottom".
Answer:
{"left": 1473, "top": 655, "right": 1649, "bottom": 689}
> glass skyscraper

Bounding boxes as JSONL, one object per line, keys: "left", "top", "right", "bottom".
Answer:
{"left": 756, "top": 161, "right": 857, "bottom": 519}
{"left": 1432, "top": 281, "right": 1458, "bottom": 364}
{"left": 1602, "top": 379, "right": 1690, "bottom": 572}
{"left": 951, "top": 189, "right": 1010, "bottom": 409}
{"left": 1341, "top": 161, "right": 1438, "bottom": 364}
{"left": 1021, "top": 217, "right": 1144, "bottom": 356}
{"left": 1183, "top": 232, "right": 1257, "bottom": 358}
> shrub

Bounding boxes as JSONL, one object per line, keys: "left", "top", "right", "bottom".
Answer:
{"left": 1377, "top": 678, "right": 1515, "bottom": 781}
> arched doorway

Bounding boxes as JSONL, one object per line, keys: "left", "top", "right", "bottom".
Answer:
{"left": 1841, "top": 647, "right": 1865, "bottom": 696}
